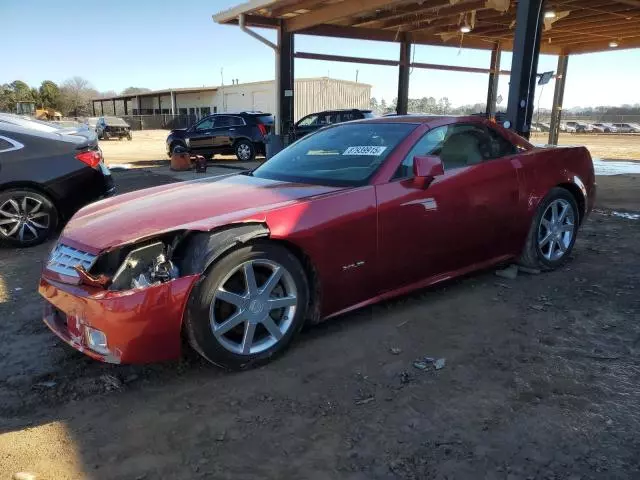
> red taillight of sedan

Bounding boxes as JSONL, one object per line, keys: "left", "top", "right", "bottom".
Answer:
{"left": 76, "top": 150, "right": 102, "bottom": 168}
{"left": 257, "top": 123, "right": 268, "bottom": 136}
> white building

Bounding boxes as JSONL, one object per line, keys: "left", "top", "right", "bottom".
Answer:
{"left": 93, "top": 77, "right": 371, "bottom": 122}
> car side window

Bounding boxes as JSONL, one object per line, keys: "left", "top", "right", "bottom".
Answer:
{"left": 439, "top": 124, "right": 490, "bottom": 169}
{"left": 195, "top": 117, "right": 215, "bottom": 130}
{"left": 298, "top": 114, "right": 318, "bottom": 127}
{"left": 229, "top": 116, "right": 244, "bottom": 127}
{"left": 340, "top": 112, "right": 359, "bottom": 122}
{"left": 485, "top": 126, "right": 517, "bottom": 158}
{"left": 393, "top": 123, "right": 514, "bottom": 179}
{"left": 394, "top": 126, "right": 447, "bottom": 179}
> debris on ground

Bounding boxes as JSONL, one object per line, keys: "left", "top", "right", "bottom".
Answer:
{"left": 495, "top": 282, "right": 512, "bottom": 289}
{"left": 412, "top": 359, "right": 431, "bottom": 370}
{"left": 434, "top": 358, "right": 446, "bottom": 370}
{"left": 33, "top": 381, "right": 56, "bottom": 389}
{"left": 413, "top": 357, "right": 446, "bottom": 371}
{"left": 519, "top": 266, "right": 541, "bottom": 275}
{"left": 389, "top": 347, "right": 402, "bottom": 355}
{"left": 495, "top": 265, "right": 518, "bottom": 280}
{"left": 123, "top": 374, "right": 139, "bottom": 384}
{"left": 100, "top": 374, "right": 123, "bottom": 391}
{"left": 355, "top": 396, "right": 375, "bottom": 406}
{"left": 529, "top": 304, "right": 545, "bottom": 311}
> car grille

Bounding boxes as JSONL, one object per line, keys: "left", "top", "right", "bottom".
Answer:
{"left": 47, "top": 244, "right": 97, "bottom": 278}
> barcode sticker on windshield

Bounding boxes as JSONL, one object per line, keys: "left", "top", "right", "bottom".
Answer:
{"left": 342, "top": 146, "right": 387, "bottom": 156}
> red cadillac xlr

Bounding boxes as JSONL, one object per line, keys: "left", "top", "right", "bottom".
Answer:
{"left": 39, "top": 116, "right": 595, "bottom": 369}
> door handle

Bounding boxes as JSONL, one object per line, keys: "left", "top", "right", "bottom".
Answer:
{"left": 229, "top": 128, "right": 236, "bottom": 131}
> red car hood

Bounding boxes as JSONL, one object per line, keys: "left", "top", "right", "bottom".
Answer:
{"left": 61, "top": 174, "right": 343, "bottom": 253}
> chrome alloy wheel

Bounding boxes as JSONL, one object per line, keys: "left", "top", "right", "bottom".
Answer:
{"left": 0, "top": 196, "right": 51, "bottom": 243}
{"left": 209, "top": 259, "right": 298, "bottom": 355}
{"left": 237, "top": 143, "right": 251, "bottom": 161}
{"left": 537, "top": 198, "right": 575, "bottom": 261}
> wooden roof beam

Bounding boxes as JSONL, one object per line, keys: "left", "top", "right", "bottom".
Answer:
{"left": 379, "top": 1, "right": 487, "bottom": 31}
{"left": 351, "top": 0, "right": 483, "bottom": 28}
{"left": 267, "top": 0, "right": 323, "bottom": 18}
{"left": 284, "top": 0, "right": 405, "bottom": 32}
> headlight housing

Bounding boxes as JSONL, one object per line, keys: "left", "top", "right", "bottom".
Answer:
{"left": 109, "top": 242, "right": 179, "bottom": 291}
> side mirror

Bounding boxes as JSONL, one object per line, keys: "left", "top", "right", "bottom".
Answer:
{"left": 413, "top": 155, "right": 444, "bottom": 188}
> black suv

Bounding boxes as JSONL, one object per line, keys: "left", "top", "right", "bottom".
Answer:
{"left": 166, "top": 112, "right": 274, "bottom": 162}
{"left": 293, "top": 109, "right": 374, "bottom": 139}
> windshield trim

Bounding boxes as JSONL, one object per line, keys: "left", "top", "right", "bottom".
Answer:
{"left": 252, "top": 122, "right": 420, "bottom": 187}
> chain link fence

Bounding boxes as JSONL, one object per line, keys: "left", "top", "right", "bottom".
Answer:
{"left": 119, "top": 114, "right": 199, "bottom": 131}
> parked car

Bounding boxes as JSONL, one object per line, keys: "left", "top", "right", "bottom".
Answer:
{"left": 591, "top": 123, "right": 618, "bottom": 133}
{"left": 40, "top": 115, "right": 595, "bottom": 368}
{"left": 293, "top": 109, "right": 375, "bottom": 139}
{"left": 0, "top": 113, "right": 96, "bottom": 141}
{"left": 96, "top": 116, "right": 132, "bottom": 140}
{"left": 560, "top": 123, "right": 577, "bottom": 133}
{"left": 85, "top": 117, "right": 99, "bottom": 132}
{"left": 0, "top": 124, "right": 114, "bottom": 247}
{"left": 532, "top": 122, "right": 550, "bottom": 132}
{"left": 612, "top": 123, "right": 640, "bottom": 133}
{"left": 166, "top": 112, "right": 274, "bottom": 162}
{"left": 565, "top": 121, "right": 593, "bottom": 133}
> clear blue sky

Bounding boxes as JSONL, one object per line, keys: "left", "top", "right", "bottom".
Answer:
{"left": 2, "top": 0, "right": 639, "bottom": 109}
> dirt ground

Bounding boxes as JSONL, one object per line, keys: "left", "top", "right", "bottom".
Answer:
{"left": 530, "top": 132, "right": 640, "bottom": 161}
{"left": 0, "top": 166, "right": 639, "bottom": 479}
{"left": 99, "top": 130, "right": 246, "bottom": 168}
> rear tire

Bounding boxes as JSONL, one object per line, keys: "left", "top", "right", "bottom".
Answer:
{"left": 235, "top": 139, "right": 255, "bottom": 162}
{"left": 0, "top": 189, "right": 59, "bottom": 248}
{"left": 519, "top": 187, "right": 579, "bottom": 270}
{"left": 184, "top": 241, "right": 309, "bottom": 370}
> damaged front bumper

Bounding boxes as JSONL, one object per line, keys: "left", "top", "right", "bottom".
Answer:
{"left": 40, "top": 274, "right": 199, "bottom": 364}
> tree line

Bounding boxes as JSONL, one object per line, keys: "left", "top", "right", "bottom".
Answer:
{"left": 370, "top": 96, "right": 488, "bottom": 116}
{"left": 371, "top": 96, "right": 640, "bottom": 118}
{"left": 0, "top": 78, "right": 151, "bottom": 117}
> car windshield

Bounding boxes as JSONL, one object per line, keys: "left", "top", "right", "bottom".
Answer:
{"left": 104, "top": 116, "right": 129, "bottom": 126}
{"left": 252, "top": 122, "right": 416, "bottom": 187}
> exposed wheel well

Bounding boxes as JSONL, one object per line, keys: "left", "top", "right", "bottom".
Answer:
{"left": 176, "top": 226, "right": 322, "bottom": 326}
{"left": 557, "top": 182, "right": 586, "bottom": 224}
{"left": 266, "top": 239, "right": 322, "bottom": 326}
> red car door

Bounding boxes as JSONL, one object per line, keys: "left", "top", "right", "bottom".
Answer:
{"left": 375, "top": 122, "right": 522, "bottom": 294}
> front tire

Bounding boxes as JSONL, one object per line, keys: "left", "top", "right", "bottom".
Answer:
{"left": 0, "top": 189, "right": 59, "bottom": 248}
{"left": 235, "top": 139, "right": 255, "bottom": 162}
{"left": 519, "top": 187, "right": 579, "bottom": 270}
{"left": 184, "top": 242, "right": 309, "bottom": 369}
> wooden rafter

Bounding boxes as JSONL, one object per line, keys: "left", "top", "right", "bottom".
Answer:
{"left": 215, "top": 0, "right": 640, "bottom": 54}
{"left": 284, "top": 0, "right": 405, "bottom": 31}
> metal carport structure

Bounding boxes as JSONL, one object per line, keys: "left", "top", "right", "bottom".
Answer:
{"left": 214, "top": 0, "right": 640, "bottom": 143}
